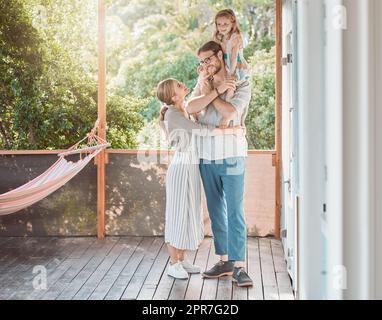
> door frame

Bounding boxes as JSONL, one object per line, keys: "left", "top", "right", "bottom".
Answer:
{"left": 275, "top": 0, "right": 283, "bottom": 239}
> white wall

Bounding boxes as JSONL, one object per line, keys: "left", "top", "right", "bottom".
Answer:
{"left": 375, "top": 0, "right": 382, "bottom": 300}
{"left": 342, "top": 0, "right": 376, "bottom": 299}
{"left": 324, "top": 0, "right": 344, "bottom": 300}
{"left": 296, "top": 0, "right": 325, "bottom": 299}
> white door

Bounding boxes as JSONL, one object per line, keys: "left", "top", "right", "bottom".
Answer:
{"left": 281, "top": 0, "right": 297, "bottom": 288}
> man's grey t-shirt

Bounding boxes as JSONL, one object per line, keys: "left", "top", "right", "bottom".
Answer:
{"left": 189, "top": 80, "right": 251, "bottom": 161}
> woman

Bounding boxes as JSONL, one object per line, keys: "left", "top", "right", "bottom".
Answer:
{"left": 156, "top": 78, "right": 245, "bottom": 279}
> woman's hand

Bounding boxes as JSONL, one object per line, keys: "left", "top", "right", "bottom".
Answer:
{"left": 232, "top": 125, "right": 246, "bottom": 137}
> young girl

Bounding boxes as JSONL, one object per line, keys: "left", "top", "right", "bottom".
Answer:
{"left": 213, "top": 9, "right": 251, "bottom": 128}
{"left": 157, "top": 78, "right": 245, "bottom": 280}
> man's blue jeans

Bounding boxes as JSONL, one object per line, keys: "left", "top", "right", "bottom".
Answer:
{"left": 199, "top": 157, "right": 246, "bottom": 261}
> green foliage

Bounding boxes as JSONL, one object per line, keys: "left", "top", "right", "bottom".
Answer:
{"left": 246, "top": 48, "right": 275, "bottom": 149}
{"left": 1, "top": 0, "right": 275, "bottom": 150}
{"left": 0, "top": 0, "right": 44, "bottom": 149}
{"left": 0, "top": 0, "right": 144, "bottom": 149}
{"left": 106, "top": 95, "right": 146, "bottom": 148}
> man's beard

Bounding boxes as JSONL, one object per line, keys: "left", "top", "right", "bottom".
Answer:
{"left": 206, "top": 62, "right": 222, "bottom": 77}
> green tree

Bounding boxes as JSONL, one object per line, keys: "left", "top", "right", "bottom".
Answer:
{"left": 246, "top": 48, "right": 275, "bottom": 150}
{"left": 1, "top": 0, "right": 276, "bottom": 150}
{"left": 0, "top": 0, "right": 144, "bottom": 150}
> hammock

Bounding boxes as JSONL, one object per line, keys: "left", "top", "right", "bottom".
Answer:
{"left": 0, "top": 121, "right": 110, "bottom": 216}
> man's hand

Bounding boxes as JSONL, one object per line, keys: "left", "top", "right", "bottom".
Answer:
{"left": 216, "top": 78, "right": 236, "bottom": 95}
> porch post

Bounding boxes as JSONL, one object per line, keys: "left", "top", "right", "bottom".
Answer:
{"left": 96, "top": 0, "right": 106, "bottom": 239}
{"left": 275, "top": 0, "right": 282, "bottom": 239}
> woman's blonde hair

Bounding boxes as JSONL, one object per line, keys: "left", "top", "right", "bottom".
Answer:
{"left": 157, "top": 78, "right": 176, "bottom": 121}
{"left": 213, "top": 9, "right": 241, "bottom": 43}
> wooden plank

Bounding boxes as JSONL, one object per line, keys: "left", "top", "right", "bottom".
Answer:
{"left": 184, "top": 238, "right": 211, "bottom": 300}
{"left": 232, "top": 283, "right": 248, "bottom": 300}
{"left": 121, "top": 237, "right": 164, "bottom": 300}
{"left": 168, "top": 249, "right": 198, "bottom": 300}
{"left": 7, "top": 238, "right": 78, "bottom": 300}
{"left": 278, "top": 286, "right": 295, "bottom": 300}
{"left": 0, "top": 237, "right": 289, "bottom": 300}
{"left": 247, "top": 238, "right": 263, "bottom": 300}
{"left": 216, "top": 275, "right": 232, "bottom": 300}
{"left": 89, "top": 237, "right": 142, "bottom": 300}
{"left": 68, "top": 237, "right": 96, "bottom": 258}
{"left": 40, "top": 238, "right": 106, "bottom": 299}
{"left": 137, "top": 241, "right": 169, "bottom": 300}
{"left": 200, "top": 239, "right": 219, "bottom": 300}
{"left": 0, "top": 238, "right": 37, "bottom": 276}
{"left": 73, "top": 237, "right": 129, "bottom": 299}
{"left": 0, "top": 238, "right": 56, "bottom": 288}
{"left": 276, "top": 272, "right": 292, "bottom": 288}
{"left": 264, "top": 285, "right": 279, "bottom": 300}
{"left": 0, "top": 238, "right": 58, "bottom": 299}
{"left": 271, "top": 239, "right": 295, "bottom": 299}
{"left": 271, "top": 239, "right": 288, "bottom": 273}
{"left": 105, "top": 237, "right": 153, "bottom": 300}
{"left": 259, "top": 239, "right": 277, "bottom": 286}
{"left": 27, "top": 238, "right": 96, "bottom": 300}
{"left": 152, "top": 260, "right": 175, "bottom": 300}
{"left": 55, "top": 238, "right": 118, "bottom": 299}
{"left": 259, "top": 238, "right": 279, "bottom": 300}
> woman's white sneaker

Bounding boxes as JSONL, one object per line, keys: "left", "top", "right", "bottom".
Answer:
{"left": 167, "top": 262, "right": 189, "bottom": 279}
{"left": 181, "top": 260, "right": 201, "bottom": 274}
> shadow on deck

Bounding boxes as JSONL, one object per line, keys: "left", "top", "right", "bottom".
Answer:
{"left": 0, "top": 236, "right": 294, "bottom": 300}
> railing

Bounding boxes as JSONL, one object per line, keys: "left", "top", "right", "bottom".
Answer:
{"left": 0, "top": 149, "right": 276, "bottom": 237}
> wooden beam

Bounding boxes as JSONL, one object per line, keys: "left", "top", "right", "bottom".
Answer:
{"left": 0, "top": 149, "right": 277, "bottom": 156}
{"left": 274, "top": 0, "right": 282, "bottom": 239}
{"left": 97, "top": 0, "right": 106, "bottom": 240}
{"left": 104, "top": 149, "right": 277, "bottom": 155}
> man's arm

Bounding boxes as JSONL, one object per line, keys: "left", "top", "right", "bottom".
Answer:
{"left": 211, "top": 97, "right": 237, "bottom": 118}
{"left": 186, "top": 79, "right": 236, "bottom": 114}
{"left": 186, "top": 89, "right": 219, "bottom": 114}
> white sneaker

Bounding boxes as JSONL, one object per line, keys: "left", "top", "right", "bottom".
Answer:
{"left": 167, "top": 262, "right": 189, "bottom": 280}
{"left": 181, "top": 259, "right": 201, "bottom": 274}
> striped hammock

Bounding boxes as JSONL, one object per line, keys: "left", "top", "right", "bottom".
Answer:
{"left": 0, "top": 127, "right": 110, "bottom": 216}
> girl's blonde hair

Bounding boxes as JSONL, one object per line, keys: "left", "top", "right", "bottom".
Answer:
{"left": 157, "top": 78, "right": 176, "bottom": 121}
{"left": 213, "top": 9, "right": 241, "bottom": 43}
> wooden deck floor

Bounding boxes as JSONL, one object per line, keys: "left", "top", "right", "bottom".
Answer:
{"left": 0, "top": 236, "right": 294, "bottom": 300}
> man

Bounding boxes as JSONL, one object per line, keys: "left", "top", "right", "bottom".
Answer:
{"left": 187, "top": 41, "right": 253, "bottom": 287}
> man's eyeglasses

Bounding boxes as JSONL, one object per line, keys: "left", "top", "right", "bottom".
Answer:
{"left": 199, "top": 52, "right": 217, "bottom": 66}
